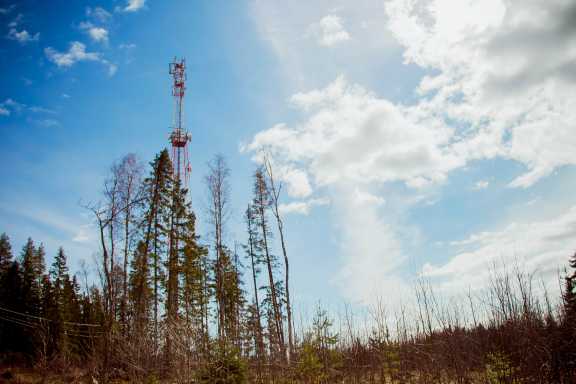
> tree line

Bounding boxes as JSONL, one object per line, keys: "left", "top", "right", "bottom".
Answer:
{"left": 0, "top": 149, "right": 575, "bottom": 383}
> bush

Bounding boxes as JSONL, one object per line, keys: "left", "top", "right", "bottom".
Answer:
{"left": 196, "top": 346, "right": 247, "bottom": 384}
{"left": 485, "top": 351, "right": 520, "bottom": 384}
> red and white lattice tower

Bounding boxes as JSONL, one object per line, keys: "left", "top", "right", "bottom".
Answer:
{"left": 169, "top": 58, "right": 192, "bottom": 189}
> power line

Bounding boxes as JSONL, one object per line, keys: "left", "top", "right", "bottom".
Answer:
{"left": 0, "top": 314, "right": 38, "bottom": 329}
{"left": 0, "top": 315, "right": 103, "bottom": 338}
{"left": 0, "top": 305, "right": 102, "bottom": 329}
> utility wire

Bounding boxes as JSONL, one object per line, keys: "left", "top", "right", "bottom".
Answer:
{"left": 0, "top": 305, "right": 102, "bottom": 328}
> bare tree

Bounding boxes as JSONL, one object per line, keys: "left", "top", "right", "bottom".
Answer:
{"left": 252, "top": 168, "right": 285, "bottom": 360}
{"left": 112, "top": 154, "right": 143, "bottom": 332}
{"left": 205, "top": 154, "right": 231, "bottom": 341}
{"left": 263, "top": 155, "right": 294, "bottom": 362}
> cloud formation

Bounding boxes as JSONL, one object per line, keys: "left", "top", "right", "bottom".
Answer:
{"left": 7, "top": 28, "right": 39, "bottom": 43}
{"left": 45, "top": 42, "right": 99, "bottom": 67}
{"left": 247, "top": 0, "right": 576, "bottom": 305}
{"left": 0, "top": 98, "right": 55, "bottom": 117}
{"left": 80, "top": 22, "right": 109, "bottom": 43}
{"left": 45, "top": 41, "right": 116, "bottom": 76}
{"left": 423, "top": 205, "right": 576, "bottom": 293}
{"left": 245, "top": 77, "right": 439, "bottom": 304}
{"left": 278, "top": 197, "right": 330, "bottom": 216}
{"left": 309, "top": 15, "right": 350, "bottom": 46}
{"left": 124, "top": 0, "right": 146, "bottom": 12}
{"left": 86, "top": 6, "right": 112, "bottom": 23}
{"left": 246, "top": 75, "right": 462, "bottom": 190}
{"left": 386, "top": 0, "right": 576, "bottom": 188}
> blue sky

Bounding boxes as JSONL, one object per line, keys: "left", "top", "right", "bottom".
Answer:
{"left": 1, "top": 0, "right": 576, "bottom": 314}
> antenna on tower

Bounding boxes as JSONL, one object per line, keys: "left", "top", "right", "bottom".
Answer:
{"left": 169, "top": 57, "right": 192, "bottom": 189}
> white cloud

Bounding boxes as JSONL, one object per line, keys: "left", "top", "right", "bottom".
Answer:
{"left": 45, "top": 41, "right": 117, "bottom": 76}
{"left": 245, "top": 77, "right": 445, "bottom": 304}
{"left": 86, "top": 6, "right": 112, "bottom": 23}
{"left": 45, "top": 41, "right": 100, "bottom": 67}
{"left": 473, "top": 180, "right": 489, "bottom": 190}
{"left": 246, "top": 75, "right": 463, "bottom": 189}
{"left": 353, "top": 188, "right": 385, "bottom": 206}
{"left": 0, "top": 98, "right": 54, "bottom": 117}
{"left": 332, "top": 184, "right": 411, "bottom": 305}
{"left": 3, "top": 98, "right": 25, "bottom": 111}
{"left": 250, "top": 0, "right": 397, "bottom": 89}
{"left": 80, "top": 22, "right": 109, "bottom": 43}
{"left": 278, "top": 197, "right": 329, "bottom": 215}
{"left": 124, "top": 0, "right": 146, "bottom": 12}
{"left": 246, "top": 0, "right": 576, "bottom": 306}
{"left": 422, "top": 205, "right": 576, "bottom": 293}
{"left": 7, "top": 28, "right": 39, "bottom": 43}
{"left": 385, "top": 0, "right": 576, "bottom": 188}
{"left": 309, "top": 15, "right": 351, "bottom": 47}
{"left": 0, "top": 202, "right": 97, "bottom": 271}
{"left": 0, "top": 5, "right": 15, "bottom": 14}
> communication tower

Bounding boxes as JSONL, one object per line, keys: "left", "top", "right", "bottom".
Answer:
{"left": 169, "top": 58, "right": 192, "bottom": 188}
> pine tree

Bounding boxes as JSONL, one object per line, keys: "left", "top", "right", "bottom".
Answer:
{"left": 34, "top": 243, "right": 46, "bottom": 286}
{"left": 180, "top": 209, "right": 209, "bottom": 347}
{"left": 0, "top": 261, "right": 26, "bottom": 353}
{"left": 244, "top": 205, "right": 264, "bottom": 360}
{"left": 129, "top": 241, "right": 152, "bottom": 333}
{"left": 0, "top": 233, "right": 12, "bottom": 272}
{"left": 41, "top": 275, "right": 59, "bottom": 359}
{"left": 220, "top": 245, "right": 245, "bottom": 348}
{"left": 21, "top": 238, "right": 42, "bottom": 316}
{"left": 166, "top": 178, "right": 186, "bottom": 324}
{"left": 0, "top": 234, "right": 17, "bottom": 353}
{"left": 51, "top": 247, "right": 69, "bottom": 292}
{"left": 252, "top": 168, "right": 285, "bottom": 359}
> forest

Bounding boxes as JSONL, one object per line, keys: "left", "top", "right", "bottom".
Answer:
{"left": 0, "top": 149, "right": 575, "bottom": 384}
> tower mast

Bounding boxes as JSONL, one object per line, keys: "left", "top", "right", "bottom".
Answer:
{"left": 169, "top": 57, "right": 191, "bottom": 188}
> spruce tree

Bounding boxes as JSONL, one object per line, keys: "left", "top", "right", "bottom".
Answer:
{"left": 34, "top": 243, "right": 46, "bottom": 287}
{"left": 21, "top": 238, "right": 41, "bottom": 316}
{"left": 0, "top": 261, "right": 26, "bottom": 353}
{"left": 0, "top": 234, "right": 16, "bottom": 353}
{"left": 180, "top": 210, "right": 209, "bottom": 339}
{"left": 139, "top": 149, "right": 173, "bottom": 343}
{"left": 51, "top": 247, "right": 69, "bottom": 292}
{"left": 0, "top": 233, "right": 12, "bottom": 272}
{"left": 129, "top": 240, "right": 152, "bottom": 333}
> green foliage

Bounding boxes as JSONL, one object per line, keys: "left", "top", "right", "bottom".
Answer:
{"left": 197, "top": 346, "right": 247, "bottom": 384}
{"left": 296, "top": 342, "right": 325, "bottom": 383}
{"left": 485, "top": 351, "right": 520, "bottom": 384}
{"left": 0, "top": 233, "right": 12, "bottom": 271}
{"left": 370, "top": 333, "right": 401, "bottom": 382}
{"left": 295, "top": 304, "right": 341, "bottom": 383}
